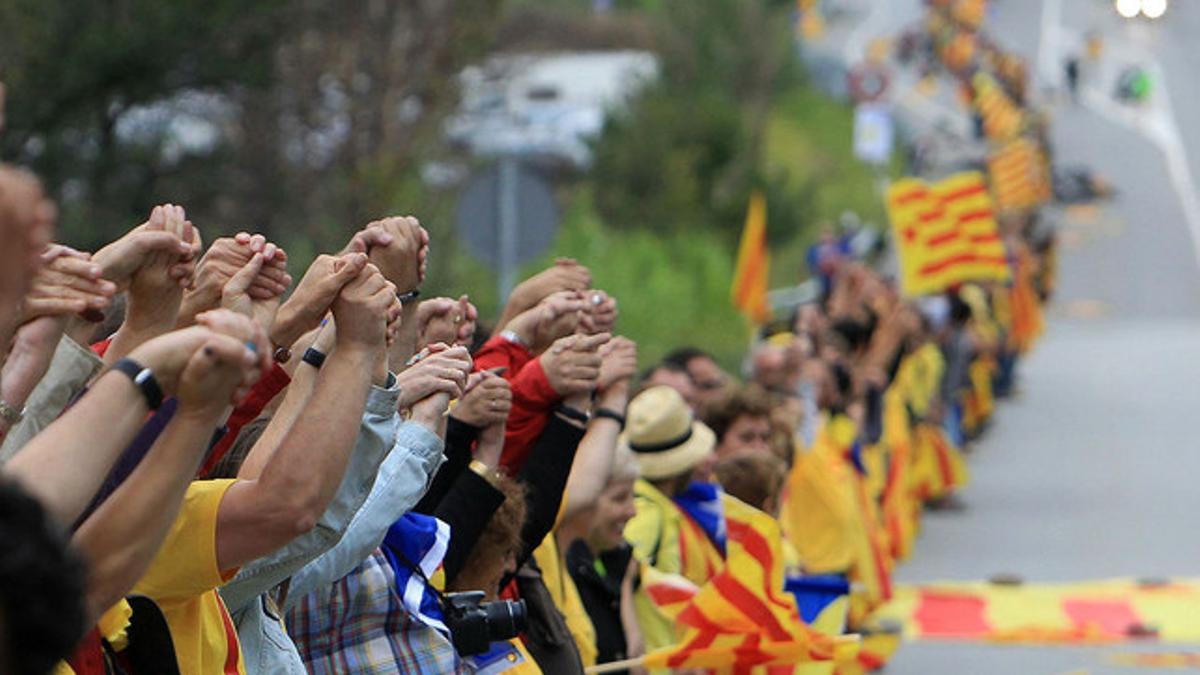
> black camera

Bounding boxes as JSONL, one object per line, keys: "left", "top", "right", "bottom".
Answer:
{"left": 442, "top": 591, "right": 528, "bottom": 656}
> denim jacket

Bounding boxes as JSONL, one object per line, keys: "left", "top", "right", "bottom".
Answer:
{"left": 220, "top": 376, "right": 444, "bottom": 673}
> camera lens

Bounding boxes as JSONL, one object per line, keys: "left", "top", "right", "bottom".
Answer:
{"left": 484, "top": 598, "right": 528, "bottom": 641}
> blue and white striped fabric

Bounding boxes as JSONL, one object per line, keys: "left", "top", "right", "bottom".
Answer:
{"left": 380, "top": 512, "right": 451, "bottom": 636}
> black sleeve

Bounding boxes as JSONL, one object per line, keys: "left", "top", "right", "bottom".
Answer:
{"left": 862, "top": 384, "right": 884, "bottom": 445}
{"left": 501, "top": 414, "right": 585, "bottom": 589}
{"left": 413, "top": 417, "right": 481, "bottom": 515}
{"left": 435, "top": 469, "right": 505, "bottom": 584}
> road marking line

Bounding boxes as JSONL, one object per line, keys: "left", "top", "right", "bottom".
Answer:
{"left": 1040, "top": 4, "right": 1200, "bottom": 267}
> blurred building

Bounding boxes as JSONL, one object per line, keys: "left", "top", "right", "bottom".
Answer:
{"left": 445, "top": 50, "right": 658, "bottom": 170}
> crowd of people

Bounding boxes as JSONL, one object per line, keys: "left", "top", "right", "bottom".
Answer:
{"left": 0, "top": 70, "right": 1053, "bottom": 675}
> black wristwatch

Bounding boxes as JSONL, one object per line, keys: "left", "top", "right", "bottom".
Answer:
{"left": 112, "top": 358, "right": 165, "bottom": 411}
{"left": 301, "top": 347, "right": 327, "bottom": 370}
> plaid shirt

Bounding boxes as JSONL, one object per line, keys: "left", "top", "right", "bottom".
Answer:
{"left": 287, "top": 549, "right": 467, "bottom": 674}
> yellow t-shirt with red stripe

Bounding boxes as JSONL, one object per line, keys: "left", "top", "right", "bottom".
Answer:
{"left": 131, "top": 479, "right": 244, "bottom": 675}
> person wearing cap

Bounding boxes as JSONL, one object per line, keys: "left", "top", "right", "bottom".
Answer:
{"left": 619, "top": 386, "right": 723, "bottom": 653}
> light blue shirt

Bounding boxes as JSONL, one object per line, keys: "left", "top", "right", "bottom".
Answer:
{"left": 221, "top": 377, "right": 444, "bottom": 674}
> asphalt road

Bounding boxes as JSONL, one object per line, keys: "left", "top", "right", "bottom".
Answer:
{"left": 826, "top": 1, "right": 1200, "bottom": 673}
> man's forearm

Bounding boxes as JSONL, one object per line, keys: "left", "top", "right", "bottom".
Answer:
{"left": 72, "top": 412, "right": 217, "bottom": 620}
{"left": 3, "top": 371, "right": 150, "bottom": 525}
{"left": 215, "top": 342, "right": 377, "bottom": 570}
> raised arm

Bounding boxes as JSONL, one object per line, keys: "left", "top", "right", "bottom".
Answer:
{"left": 214, "top": 263, "right": 400, "bottom": 571}
{"left": 72, "top": 312, "right": 265, "bottom": 619}
{"left": 560, "top": 336, "right": 636, "bottom": 525}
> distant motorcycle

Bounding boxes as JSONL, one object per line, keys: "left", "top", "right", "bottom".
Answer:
{"left": 1115, "top": 65, "right": 1152, "bottom": 103}
{"left": 1052, "top": 166, "right": 1115, "bottom": 204}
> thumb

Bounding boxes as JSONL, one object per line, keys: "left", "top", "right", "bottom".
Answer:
{"left": 335, "top": 253, "right": 369, "bottom": 281}
{"left": 133, "top": 230, "right": 192, "bottom": 257}
{"left": 225, "top": 253, "right": 264, "bottom": 297}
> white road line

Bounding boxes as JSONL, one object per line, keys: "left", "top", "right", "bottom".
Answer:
{"left": 1040, "top": 0, "right": 1200, "bottom": 266}
{"left": 1079, "top": 61, "right": 1200, "bottom": 267}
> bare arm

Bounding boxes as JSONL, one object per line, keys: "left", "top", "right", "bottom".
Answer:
{"left": 3, "top": 371, "right": 151, "bottom": 525}
{"left": 214, "top": 264, "right": 398, "bottom": 571}
{"left": 215, "top": 342, "right": 377, "bottom": 571}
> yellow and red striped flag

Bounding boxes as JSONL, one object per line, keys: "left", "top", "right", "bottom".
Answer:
{"left": 644, "top": 508, "right": 860, "bottom": 671}
{"left": 988, "top": 138, "right": 1051, "bottom": 212}
{"left": 887, "top": 173, "right": 1010, "bottom": 296}
{"left": 731, "top": 190, "right": 772, "bottom": 324}
{"left": 973, "top": 73, "right": 1023, "bottom": 142}
{"left": 886, "top": 179, "right": 937, "bottom": 297}
{"left": 937, "top": 171, "right": 1010, "bottom": 283}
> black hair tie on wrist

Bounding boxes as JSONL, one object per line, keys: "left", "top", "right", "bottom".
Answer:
{"left": 112, "top": 358, "right": 164, "bottom": 411}
{"left": 592, "top": 407, "right": 626, "bottom": 430}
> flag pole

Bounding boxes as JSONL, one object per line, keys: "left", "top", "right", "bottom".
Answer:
{"left": 584, "top": 656, "right": 647, "bottom": 674}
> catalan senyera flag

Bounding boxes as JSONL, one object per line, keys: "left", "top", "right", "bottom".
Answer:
{"left": 973, "top": 73, "right": 1023, "bottom": 142}
{"left": 643, "top": 507, "right": 860, "bottom": 671}
{"left": 639, "top": 564, "right": 700, "bottom": 623}
{"left": 886, "top": 179, "right": 937, "bottom": 297}
{"left": 988, "top": 137, "right": 1052, "bottom": 212}
{"left": 937, "top": 172, "right": 1010, "bottom": 283}
{"left": 876, "top": 578, "right": 1200, "bottom": 645}
{"left": 887, "top": 173, "right": 1009, "bottom": 296}
{"left": 732, "top": 190, "right": 772, "bottom": 325}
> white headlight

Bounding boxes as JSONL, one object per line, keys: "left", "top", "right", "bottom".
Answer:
{"left": 1115, "top": 0, "right": 1141, "bottom": 17}
{"left": 1142, "top": 0, "right": 1167, "bottom": 18}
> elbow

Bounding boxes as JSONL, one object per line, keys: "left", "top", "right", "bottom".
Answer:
{"left": 261, "top": 493, "right": 324, "bottom": 543}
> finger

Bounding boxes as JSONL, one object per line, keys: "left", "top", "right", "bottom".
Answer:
{"left": 262, "top": 242, "right": 277, "bottom": 261}
{"left": 235, "top": 232, "right": 252, "bottom": 244}
{"left": 225, "top": 253, "right": 265, "bottom": 298}
{"left": 574, "top": 332, "right": 612, "bottom": 351}
{"left": 23, "top": 296, "right": 90, "bottom": 317}
{"left": 203, "top": 333, "right": 257, "bottom": 370}
{"left": 148, "top": 205, "right": 165, "bottom": 230}
{"left": 335, "top": 252, "right": 369, "bottom": 281}
{"left": 248, "top": 234, "right": 266, "bottom": 253}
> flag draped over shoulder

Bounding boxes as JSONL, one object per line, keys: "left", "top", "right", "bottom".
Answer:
{"left": 643, "top": 507, "right": 860, "bottom": 672}
{"left": 380, "top": 513, "right": 451, "bottom": 636}
{"left": 732, "top": 190, "right": 772, "bottom": 324}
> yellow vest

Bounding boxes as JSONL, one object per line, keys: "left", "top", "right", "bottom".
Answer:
{"left": 625, "top": 479, "right": 724, "bottom": 654}
{"left": 531, "top": 534, "right": 598, "bottom": 667}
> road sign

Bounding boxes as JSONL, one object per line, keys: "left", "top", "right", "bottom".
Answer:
{"left": 853, "top": 103, "right": 893, "bottom": 166}
{"left": 455, "top": 159, "right": 559, "bottom": 299}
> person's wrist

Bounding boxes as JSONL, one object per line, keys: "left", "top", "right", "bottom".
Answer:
{"left": 334, "top": 331, "right": 387, "bottom": 353}
{"left": 410, "top": 392, "right": 449, "bottom": 428}
{"left": 597, "top": 385, "right": 630, "bottom": 411}
{"left": 125, "top": 347, "right": 180, "bottom": 394}
{"left": 126, "top": 294, "right": 181, "bottom": 332}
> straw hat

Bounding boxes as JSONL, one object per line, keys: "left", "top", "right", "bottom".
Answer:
{"left": 619, "top": 385, "right": 716, "bottom": 481}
